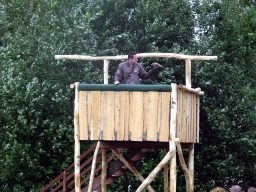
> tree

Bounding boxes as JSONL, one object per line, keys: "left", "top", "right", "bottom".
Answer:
{"left": 192, "top": 0, "right": 256, "bottom": 190}
{"left": 2, "top": 0, "right": 256, "bottom": 191}
{"left": 0, "top": 0, "right": 101, "bottom": 191}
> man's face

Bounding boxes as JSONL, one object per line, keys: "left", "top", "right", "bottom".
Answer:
{"left": 129, "top": 55, "right": 138, "bottom": 65}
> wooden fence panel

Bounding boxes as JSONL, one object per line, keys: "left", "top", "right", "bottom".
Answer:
{"left": 131, "top": 92, "right": 144, "bottom": 141}
{"left": 176, "top": 88, "right": 199, "bottom": 143}
{"left": 91, "top": 91, "right": 100, "bottom": 140}
{"left": 77, "top": 89, "right": 202, "bottom": 143}
{"left": 160, "top": 92, "right": 171, "bottom": 142}
{"left": 79, "top": 91, "right": 88, "bottom": 140}
{"left": 146, "top": 92, "right": 159, "bottom": 141}
{"left": 114, "top": 92, "right": 121, "bottom": 141}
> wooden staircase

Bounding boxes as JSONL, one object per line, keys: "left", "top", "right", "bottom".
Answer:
{"left": 41, "top": 142, "right": 152, "bottom": 192}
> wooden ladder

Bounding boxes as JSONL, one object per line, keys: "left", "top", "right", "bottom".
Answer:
{"left": 41, "top": 143, "right": 152, "bottom": 192}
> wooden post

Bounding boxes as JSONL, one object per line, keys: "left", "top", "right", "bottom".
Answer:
{"left": 74, "top": 82, "right": 81, "bottom": 192}
{"left": 186, "top": 59, "right": 194, "bottom": 192}
{"left": 104, "top": 59, "right": 110, "bottom": 84}
{"left": 170, "top": 83, "right": 178, "bottom": 192}
{"left": 88, "top": 141, "right": 101, "bottom": 192}
{"left": 185, "top": 59, "right": 191, "bottom": 88}
{"left": 63, "top": 169, "right": 67, "bottom": 192}
{"left": 164, "top": 148, "right": 169, "bottom": 192}
{"left": 136, "top": 149, "right": 175, "bottom": 192}
{"left": 189, "top": 144, "right": 194, "bottom": 192}
{"left": 101, "top": 148, "right": 107, "bottom": 192}
{"left": 111, "top": 149, "right": 155, "bottom": 192}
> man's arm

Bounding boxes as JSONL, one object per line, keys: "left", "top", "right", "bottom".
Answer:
{"left": 139, "top": 63, "right": 159, "bottom": 80}
{"left": 114, "top": 65, "right": 123, "bottom": 85}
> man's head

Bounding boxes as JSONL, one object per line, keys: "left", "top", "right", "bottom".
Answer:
{"left": 248, "top": 187, "right": 256, "bottom": 192}
{"left": 128, "top": 51, "right": 138, "bottom": 65}
{"left": 230, "top": 185, "right": 243, "bottom": 192}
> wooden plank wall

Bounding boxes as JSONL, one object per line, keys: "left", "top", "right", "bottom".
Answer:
{"left": 79, "top": 91, "right": 171, "bottom": 142}
{"left": 176, "top": 88, "right": 200, "bottom": 143}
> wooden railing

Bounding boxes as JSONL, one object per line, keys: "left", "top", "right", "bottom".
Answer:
{"left": 41, "top": 143, "right": 97, "bottom": 191}
{"left": 41, "top": 142, "right": 127, "bottom": 192}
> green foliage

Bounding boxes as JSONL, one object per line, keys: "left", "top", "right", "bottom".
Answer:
{"left": 1, "top": 0, "right": 256, "bottom": 191}
{"left": 193, "top": 0, "right": 256, "bottom": 190}
{"left": 0, "top": 0, "right": 99, "bottom": 191}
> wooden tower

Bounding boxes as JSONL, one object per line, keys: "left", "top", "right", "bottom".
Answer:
{"left": 55, "top": 53, "right": 217, "bottom": 192}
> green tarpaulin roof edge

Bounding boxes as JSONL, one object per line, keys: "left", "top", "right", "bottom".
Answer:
{"left": 78, "top": 84, "right": 172, "bottom": 92}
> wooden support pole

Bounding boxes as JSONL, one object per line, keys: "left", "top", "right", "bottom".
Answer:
{"left": 164, "top": 148, "right": 169, "bottom": 192}
{"left": 136, "top": 148, "right": 176, "bottom": 192}
{"left": 101, "top": 148, "right": 107, "bottom": 192}
{"left": 170, "top": 83, "right": 178, "bottom": 192}
{"left": 176, "top": 141, "right": 190, "bottom": 191}
{"left": 104, "top": 59, "right": 110, "bottom": 84}
{"left": 88, "top": 141, "right": 101, "bottom": 192}
{"left": 74, "top": 82, "right": 81, "bottom": 192}
{"left": 111, "top": 149, "right": 155, "bottom": 192}
{"left": 189, "top": 144, "right": 194, "bottom": 192}
{"left": 185, "top": 58, "right": 194, "bottom": 192}
{"left": 185, "top": 59, "right": 191, "bottom": 89}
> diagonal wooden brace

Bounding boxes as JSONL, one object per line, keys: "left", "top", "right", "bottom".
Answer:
{"left": 88, "top": 141, "right": 101, "bottom": 192}
{"left": 111, "top": 148, "right": 155, "bottom": 192}
{"left": 176, "top": 141, "right": 193, "bottom": 192}
{"left": 135, "top": 147, "right": 176, "bottom": 192}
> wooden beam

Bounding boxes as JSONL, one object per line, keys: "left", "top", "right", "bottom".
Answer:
{"left": 101, "top": 148, "right": 107, "bottom": 192}
{"left": 170, "top": 83, "right": 178, "bottom": 192}
{"left": 164, "top": 148, "right": 169, "bottom": 192}
{"left": 178, "top": 84, "right": 204, "bottom": 96}
{"left": 189, "top": 144, "right": 194, "bottom": 192}
{"left": 99, "top": 141, "right": 169, "bottom": 149}
{"left": 176, "top": 141, "right": 190, "bottom": 191}
{"left": 136, "top": 148, "right": 176, "bottom": 192}
{"left": 104, "top": 59, "right": 109, "bottom": 84}
{"left": 88, "top": 141, "right": 101, "bottom": 192}
{"left": 185, "top": 59, "right": 191, "bottom": 88}
{"left": 176, "top": 142, "right": 189, "bottom": 175}
{"left": 74, "top": 82, "right": 81, "bottom": 192}
{"left": 55, "top": 53, "right": 217, "bottom": 61}
{"left": 111, "top": 149, "right": 155, "bottom": 192}
{"left": 70, "top": 83, "right": 75, "bottom": 89}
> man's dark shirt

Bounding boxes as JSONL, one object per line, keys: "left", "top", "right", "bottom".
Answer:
{"left": 115, "top": 61, "right": 157, "bottom": 84}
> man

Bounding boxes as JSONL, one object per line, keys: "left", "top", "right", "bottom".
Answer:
{"left": 114, "top": 51, "right": 161, "bottom": 85}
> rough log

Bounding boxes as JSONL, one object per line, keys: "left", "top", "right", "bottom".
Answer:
{"left": 170, "top": 83, "right": 178, "bottom": 192}
{"left": 55, "top": 53, "right": 217, "bottom": 61}
{"left": 164, "top": 148, "right": 169, "bottom": 192}
{"left": 178, "top": 84, "right": 204, "bottom": 95}
{"left": 176, "top": 142, "right": 189, "bottom": 175}
{"left": 135, "top": 148, "right": 176, "bottom": 192}
{"left": 74, "top": 82, "right": 81, "bottom": 192}
{"left": 104, "top": 59, "right": 109, "bottom": 84}
{"left": 176, "top": 141, "right": 190, "bottom": 190}
{"left": 111, "top": 149, "right": 155, "bottom": 192}
{"left": 189, "top": 144, "right": 194, "bottom": 192}
{"left": 88, "top": 141, "right": 101, "bottom": 192}
{"left": 185, "top": 59, "right": 191, "bottom": 88}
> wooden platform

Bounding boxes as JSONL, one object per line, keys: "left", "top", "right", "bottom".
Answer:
{"left": 77, "top": 84, "right": 200, "bottom": 143}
